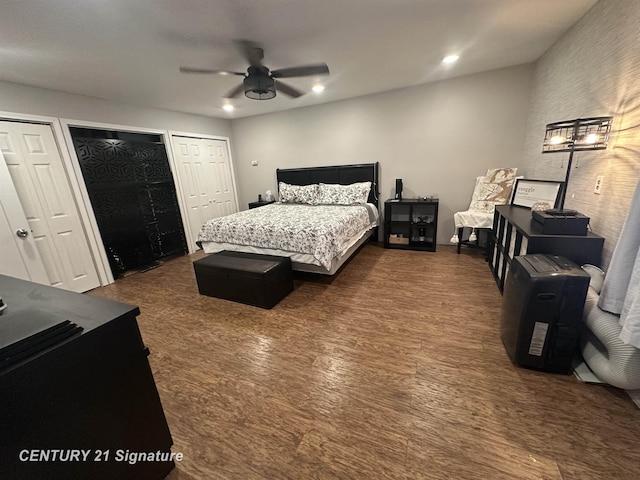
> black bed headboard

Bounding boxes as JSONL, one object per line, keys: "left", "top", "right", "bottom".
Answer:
{"left": 276, "top": 162, "right": 380, "bottom": 206}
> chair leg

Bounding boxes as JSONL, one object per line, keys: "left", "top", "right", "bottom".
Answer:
{"left": 456, "top": 227, "right": 463, "bottom": 254}
{"left": 484, "top": 229, "right": 491, "bottom": 262}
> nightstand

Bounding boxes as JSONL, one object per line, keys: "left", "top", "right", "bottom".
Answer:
{"left": 384, "top": 198, "right": 439, "bottom": 251}
{"left": 248, "top": 200, "right": 276, "bottom": 209}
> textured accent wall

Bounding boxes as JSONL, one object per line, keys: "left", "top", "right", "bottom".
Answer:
{"left": 521, "top": 0, "right": 640, "bottom": 268}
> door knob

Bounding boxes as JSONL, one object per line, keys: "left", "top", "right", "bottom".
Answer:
{"left": 16, "top": 228, "right": 29, "bottom": 238}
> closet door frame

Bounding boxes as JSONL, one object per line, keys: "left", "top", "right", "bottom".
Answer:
{"left": 169, "top": 130, "right": 239, "bottom": 253}
{"left": 60, "top": 119, "right": 192, "bottom": 285}
{"left": 0, "top": 111, "right": 104, "bottom": 287}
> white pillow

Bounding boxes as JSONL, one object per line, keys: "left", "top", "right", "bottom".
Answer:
{"left": 485, "top": 167, "right": 518, "bottom": 182}
{"left": 469, "top": 175, "right": 516, "bottom": 213}
{"left": 317, "top": 182, "right": 371, "bottom": 205}
{"left": 278, "top": 182, "right": 319, "bottom": 204}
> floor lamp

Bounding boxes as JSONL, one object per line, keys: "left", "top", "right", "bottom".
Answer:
{"left": 542, "top": 116, "right": 613, "bottom": 214}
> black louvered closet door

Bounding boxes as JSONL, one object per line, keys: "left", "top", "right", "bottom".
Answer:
{"left": 71, "top": 129, "right": 187, "bottom": 276}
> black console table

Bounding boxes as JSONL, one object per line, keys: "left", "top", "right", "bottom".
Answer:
{"left": 489, "top": 206, "right": 604, "bottom": 292}
{"left": 0, "top": 275, "right": 174, "bottom": 480}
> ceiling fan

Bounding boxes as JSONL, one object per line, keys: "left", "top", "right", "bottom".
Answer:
{"left": 179, "top": 40, "right": 330, "bottom": 100}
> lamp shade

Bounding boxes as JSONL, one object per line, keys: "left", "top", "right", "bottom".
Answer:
{"left": 542, "top": 117, "right": 612, "bottom": 153}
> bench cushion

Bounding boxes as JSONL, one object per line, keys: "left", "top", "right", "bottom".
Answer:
{"left": 193, "top": 251, "right": 293, "bottom": 309}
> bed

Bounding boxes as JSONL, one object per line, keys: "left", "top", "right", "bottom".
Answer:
{"left": 197, "top": 163, "right": 380, "bottom": 275}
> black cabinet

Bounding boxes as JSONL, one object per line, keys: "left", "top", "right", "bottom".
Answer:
{"left": 489, "top": 205, "right": 604, "bottom": 292}
{"left": 384, "top": 199, "right": 438, "bottom": 251}
{"left": 0, "top": 275, "right": 174, "bottom": 480}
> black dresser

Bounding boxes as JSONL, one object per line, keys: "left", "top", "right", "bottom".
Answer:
{"left": 489, "top": 206, "right": 604, "bottom": 292}
{"left": 0, "top": 275, "right": 174, "bottom": 480}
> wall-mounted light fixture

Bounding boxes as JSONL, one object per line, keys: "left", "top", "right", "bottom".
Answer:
{"left": 542, "top": 116, "right": 613, "bottom": 212}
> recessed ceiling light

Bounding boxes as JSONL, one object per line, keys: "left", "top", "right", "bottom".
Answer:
{"left": 222, "top": 104, "right": 235, "bottom": 112}
{"left": 312, "top": 84, "right": 325, "bottom": 93}
{"left": 442, "top": 54, "right": 460, "bottom": 65}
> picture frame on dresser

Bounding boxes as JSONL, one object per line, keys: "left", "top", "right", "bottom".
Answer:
{"left": 511, "top": 179, "right": 563, "bottom": 209}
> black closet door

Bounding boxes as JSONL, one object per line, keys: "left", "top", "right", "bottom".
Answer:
{"left": 72, "top": 134, "right": 187, "bottom": 276}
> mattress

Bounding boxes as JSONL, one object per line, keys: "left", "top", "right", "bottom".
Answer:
{"left": 197, "top": 203, "right": 379, "bottom": 273}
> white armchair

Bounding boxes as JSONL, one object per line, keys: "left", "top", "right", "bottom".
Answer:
{"left": 450, "top": 168, "right": 518, "bottom": 254}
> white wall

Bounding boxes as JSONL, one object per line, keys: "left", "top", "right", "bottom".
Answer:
{"left": 0, "top": 80, "right": 231, "bottom": 137}
{"left": 230, "top": 64, "right": 534, "bottom": 244}
{"left": 520, "top": 0, "right": 640, "bottom": 268}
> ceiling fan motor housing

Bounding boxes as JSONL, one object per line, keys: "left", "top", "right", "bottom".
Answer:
{"left": 244, "top": 66, "right": 276, "bottom": 99}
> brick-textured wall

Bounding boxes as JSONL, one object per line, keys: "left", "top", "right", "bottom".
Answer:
{"left": 521, "top": 0, "right": 640, "bottom": 269}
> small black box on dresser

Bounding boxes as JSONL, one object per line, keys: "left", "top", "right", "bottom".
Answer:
{"left": 193, "top": 251, "right": 293, "bottom": 309}
{"left": 531, "top": 210, "right": 590, "bottom": 235}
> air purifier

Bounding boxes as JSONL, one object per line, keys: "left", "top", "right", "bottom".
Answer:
{"left": 500, "top": 254, "right": 590, "bottom": 373}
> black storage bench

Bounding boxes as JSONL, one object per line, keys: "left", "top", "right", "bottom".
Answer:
{"left": 193, "top": 251, "right": 293, "bottom": 309}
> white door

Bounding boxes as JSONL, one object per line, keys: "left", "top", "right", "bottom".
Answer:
{"left": 0, "top": 153, "right": 49, "bottom": 284}
{"left": 0, "top": 121, "right": 100, "bottom": 292}
{"left": 171, "top": 136, "right": 237, "bottom": 248}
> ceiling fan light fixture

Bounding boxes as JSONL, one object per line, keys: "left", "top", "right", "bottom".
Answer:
{"left": 244, "top": 75, "right": 276, "bottom": 100}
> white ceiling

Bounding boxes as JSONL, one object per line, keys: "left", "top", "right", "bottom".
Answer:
{"left": 0, "top": 0, "right": 597, "bottom": 119}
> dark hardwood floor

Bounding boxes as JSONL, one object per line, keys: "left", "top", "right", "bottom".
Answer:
{"left": 89, "top": 244, "right": 640, "bottom": 479}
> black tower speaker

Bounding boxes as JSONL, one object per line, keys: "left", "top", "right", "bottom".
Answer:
{"left": 395, "top": 179, "right": 403, "bottom": 200}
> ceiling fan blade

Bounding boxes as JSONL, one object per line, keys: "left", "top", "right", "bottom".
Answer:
{"left": 234, "top": 39, "right": 264, "bottom": 67}
{"left": 223, "top": 83, "right": 245, "bottom": 99}
{"left": 180, "top": 67, "right": 245, "bottom": 76}
{"left": 275, "top": 80, "right": 304, "bottom": 98}
{"left": 271, "top": 63, "right": 330, "bottom": 78}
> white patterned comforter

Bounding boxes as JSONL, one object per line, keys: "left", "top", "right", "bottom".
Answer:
{"left": 197, "top": 203, "right": 378, "bottom": 269}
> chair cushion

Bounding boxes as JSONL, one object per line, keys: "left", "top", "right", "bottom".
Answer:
{"left": 453, "top": 209, "right": 493, "bottom": 229}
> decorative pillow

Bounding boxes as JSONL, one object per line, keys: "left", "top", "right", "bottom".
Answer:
{"left": 469, "top": 174, "right": 516, "bottom": 213}
{"left": 317, "top": 182, "right": 371, "bottom": 205}
{"left": 485, "top": 167, "right": 518, "bottom": 183}
{"left": 278, "top": 182, "right": 319, "bottom": 205}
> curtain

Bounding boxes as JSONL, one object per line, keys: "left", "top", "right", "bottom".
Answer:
{"left": 598, "top": 178, "right": 640, "bottom": 348}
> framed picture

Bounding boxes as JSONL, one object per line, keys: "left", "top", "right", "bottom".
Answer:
{"left": 511, "top": 179, "right": 563, "bottom": 209}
